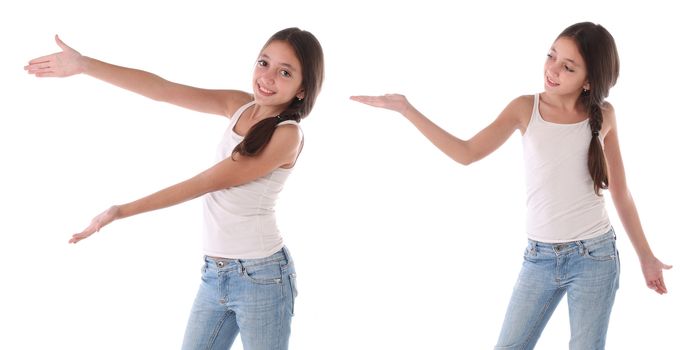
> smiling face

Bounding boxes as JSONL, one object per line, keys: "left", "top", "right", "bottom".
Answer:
{"left": 252, "top": 40, "right": 305, "bottom": 108}
{"left": 543, "top": 36, "right": 589, "bottom": 96}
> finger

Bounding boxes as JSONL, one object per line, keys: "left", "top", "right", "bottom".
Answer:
{"left": 350, "top": 96, "right": 382, "bottom": 106}
{"left": 69, "top": 233, "right": 85, "bottom": 244}
{"left": 349, "top": 95, "right": 370, "bottom": 102}
{"left": 69, "top": 229, "right": 93, "bottom": 244}
{"left": 26, "top": 67, "right": 57, "bottom": 77}
{"left": 35, "top": 72, "right": 58, "bottom": 78}
{"left": 25, "top": 62, "right": 53, "bottom": 71}
{"left": 657, "top": 278, "right": 668, "bottom": 293}
{"left": 648, "top": 279, "right": 666, "bottom": 294}
{"left": 663, "top": 264, "right": 673, "bottom": 270}
{"left": 28, "top": 54, "right": 56, "bottom": 65}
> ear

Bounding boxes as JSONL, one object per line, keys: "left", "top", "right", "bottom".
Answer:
{"left": 296, "top": 89, "right": 305, "bottom": 100}
{"left": 583, "top": 82, "right": 590, "bottom": 91}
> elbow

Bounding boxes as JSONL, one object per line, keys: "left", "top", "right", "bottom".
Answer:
{"left": 453, "top": 141, "right": 477, "bottom": 166}
{"left": 147, "top": 76, "right": 169, "bottom": 102}
{"left": 149, "top": 86, "right": 167, "bottom": 102}
{"left": 455, "top": 149, "right": 480, "bottom": 166}
{"left": 455, "top": 155, "right": 476, "bottom": 166}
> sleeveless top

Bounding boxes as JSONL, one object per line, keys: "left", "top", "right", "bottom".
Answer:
{"left": 201, "top": 101, "right": 300, "bottom": 258}
{"left": 522, "top": 93, "right": 611, "bottom": 242}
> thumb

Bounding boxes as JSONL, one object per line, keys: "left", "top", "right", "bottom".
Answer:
{"left": 663, "top": 263, "right": 673, "bottom": 270}
{"left": 55, "top": 34, "right": 71, "bottom": 51}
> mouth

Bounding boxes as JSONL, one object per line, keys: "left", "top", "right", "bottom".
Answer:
{"left": 545, "top": 75, "right": 560, "bottom": 87}
{"left": 256, "top": 83, "right": 276, "bottom": 96}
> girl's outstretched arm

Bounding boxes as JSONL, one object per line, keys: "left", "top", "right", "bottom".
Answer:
{"left": 69, "top": 124, "right": 302, "bottom": 244}
{"left": 350, "top": 94, "right": 528, "bottom": 165}
{"left": 602, "top": 103, "right": 672, "bottom": 294}
{"left": 25, "top": 35, "right": 250, "bottom": 118}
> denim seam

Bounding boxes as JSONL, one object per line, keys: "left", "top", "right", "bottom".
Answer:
{"left": 240, "top": 257, "right": 286, "bottom": 269}
{"left": 240, "top": 262, "right": 284, "bottom": 285}
{"left": 522, "top": 288, "right": 565, "bottom": 349}
{"left": 205, "top": 311, "right": 234, "bottom": 350}
{"left": 276, "top": 283, "right": 288, "bottom": 350}
{"left": 581, "top": 240, "right": 617, "bottom": 262}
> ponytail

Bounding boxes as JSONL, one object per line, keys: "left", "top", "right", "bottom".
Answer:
{"left": 231, "top": 98, "right": 303, "bottom": 159}
{"left": 586, "top": 96, "right": 608, "bottom": 195}
{"left": 558, "top": 22, "right": 619, "bottom": 196}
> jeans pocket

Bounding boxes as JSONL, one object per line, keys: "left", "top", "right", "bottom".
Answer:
{"left": 583, "top": 240, "right": 617, "bottom": 261}
{"left": 288, "top": 272, "right": 298, "bottom": 316}
{"left": 242, "top": 262, "right": 284, "bottom": 285}
{"left": 523, "top": 243, "right": 537, "bottom": 262}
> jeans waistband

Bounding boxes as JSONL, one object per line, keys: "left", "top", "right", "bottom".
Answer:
{"left": 205, "top": 246, "right": 292, "bottom": 269}
{"left": 528, "top": 228, "right": 615, "bottom": 254}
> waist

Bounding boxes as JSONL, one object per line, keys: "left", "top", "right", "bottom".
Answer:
{"left": 206, "top": 246, "right": 293, "bottom": 268}
{"left": 528, "top": 227, "right": 615, "bottom": 255}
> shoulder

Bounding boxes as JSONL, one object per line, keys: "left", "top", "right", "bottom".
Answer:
{"left": 500, "top": 95, "right": 534, "bottom": 130}
{"left": 258, "top": 123, "right": 302, "bottom": 164}
{"left": 601, "top": 100, "right": 617, "bottom": 130}
{"left": 601, "top": 100, "right": 616, "bottom": 117}
{"left": 271, "top": 122, "right": 303, "bottom": 147}
{"left": 223, "top": 91, "right": 255, "bottom": 118}
{"left": 507, "top": 95, "right": 534, "bottom": 111}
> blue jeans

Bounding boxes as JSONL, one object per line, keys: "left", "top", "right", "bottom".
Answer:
{"left": 495, "top": 229, "right": 620, "bottom": 350}
{"left": 181, "top": 247, "right": 297, "bottom": 350}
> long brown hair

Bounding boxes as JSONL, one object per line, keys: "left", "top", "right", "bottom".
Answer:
{"left": 558, "top": 22, "right": 619, "bottom": 195}
{"left": 232, "top": 27, "right": 325, "bottom": 158}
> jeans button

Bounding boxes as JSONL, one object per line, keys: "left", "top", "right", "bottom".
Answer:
{"left": 217, "top": 261, "right": 224, "bottom": 268}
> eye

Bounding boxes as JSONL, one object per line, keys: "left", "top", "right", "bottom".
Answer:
{"left": 257, "top": 59, "right": 268, "bottom": 67}
{"left": 564, "top": 65, "right": 575, "bottom": 73}
{"left": 546, "top": 53, "right": 553, "bottom": 60}
{"left": 280, "top": 70, "right": 291, "bottom": 78}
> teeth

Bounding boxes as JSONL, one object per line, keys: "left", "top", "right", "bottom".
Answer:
{"left": 259, "top": 85, "right": 274, "bottom": 94}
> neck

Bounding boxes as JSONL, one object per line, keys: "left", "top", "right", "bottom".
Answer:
{"left": 247, "top": 104, "right": 282, "bottom": 121}
{"left": 541, "top": 91, "right": 583, "bottom": 113}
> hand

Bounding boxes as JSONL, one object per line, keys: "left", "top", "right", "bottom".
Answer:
{"left": 69, "top": 206, "right": 120, "bottom": 244}
{"left": 25, "top": 35, "right": 84, "bottom": 77}
{"left": 641, "top": 256, "right": 672, "bottom": 294}
{"left": 350, "top": 94, "right": 412, "bottom": 115}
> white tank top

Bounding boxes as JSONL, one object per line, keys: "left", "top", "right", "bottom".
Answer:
{"left": 522, "top": 94, "right": 611, "bottom": 243}
{"left": 202, "top": 101, "right": 300, "bottom": 259}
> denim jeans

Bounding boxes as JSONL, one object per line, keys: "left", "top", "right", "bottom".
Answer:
{"left": 181, "top": 247, "right": 297, "bottom": 350}
{"left": 495, "top": 229, "right": 620, "bottom": 350}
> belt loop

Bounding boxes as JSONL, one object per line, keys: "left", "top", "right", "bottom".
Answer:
{"left": 235, "top": 258, "right": 245, "bottom": 274}
{"left": 282, "top": 246, "right": 292, "bottom": 264}
{"left": 577, "top": 240, "right": 586, "bottom": 256}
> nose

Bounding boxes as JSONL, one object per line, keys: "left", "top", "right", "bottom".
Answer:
{"left": 547, "top": 62, "right": 563, "bottom": 77}
{"left": 260, "top": 70, "right": 275, "bottom": 85}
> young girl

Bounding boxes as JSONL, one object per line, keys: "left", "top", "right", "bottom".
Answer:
{"left": 351, "top": 22, "right": 671, "bottom": 349}
{"left": 25, "top": 27, "right": 324, "bottom": 350}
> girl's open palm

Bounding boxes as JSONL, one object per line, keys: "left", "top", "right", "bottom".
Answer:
{"left": 350, "top": 94, "right": 411, "bottom": 114}
{"left": 642, "top": 256, "right": 672, "bottom": 295}
{"left": 69, "top": 206, "right": 120, "bottom": 244}
{"left": 25, "top": 35, "right": 83, "bottom": 78}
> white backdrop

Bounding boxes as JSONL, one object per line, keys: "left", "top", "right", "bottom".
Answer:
{"left": 2, "top": 0, "right": 695, "bottom": 349}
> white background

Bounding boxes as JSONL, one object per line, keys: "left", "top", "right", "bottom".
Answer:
{"left": 2, "top": 0, "right": 695, "bottom": 349}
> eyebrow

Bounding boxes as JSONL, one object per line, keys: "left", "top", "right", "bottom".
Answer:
{"left": 260, "top": 54, "right": 298, "bottom": 72}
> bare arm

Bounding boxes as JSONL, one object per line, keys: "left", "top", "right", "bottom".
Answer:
{"left": 25, "top": 35, "right": 250, "bottom": 118}
{"left": 69, "top": 124, "right": 302, "bottom": 243}
{"left": 603, "top": 104, "right": 672, "bottom": 294}
{"left": 350, "top": 94, "right": 528, "bottom": 165}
